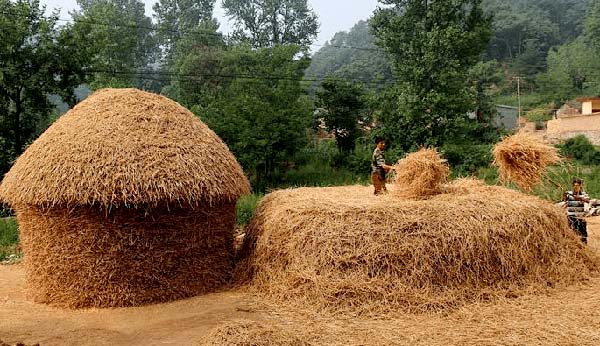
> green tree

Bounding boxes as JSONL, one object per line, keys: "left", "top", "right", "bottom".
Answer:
{"left": 0, "top": 0, "right": 89, "bottom": 166}
{"left": 536, "top": 38, "right": 600, "bottom": 103}
{"left": 316, "top": 76, "right": 367, "bottom": 154}
{"left": 222, "top": 0, "right": 319, "bottom": 49}
{"left": 162, "top": 21, "right": 226, "bottom": 107}
{"left": 370, "top": 0, "right": 492, "bottom": 151}
{"left": 586, "top": 0, "right": 600, "bottom": 52}
{"left": 72, "top": 0, "right": 157, "bottom": 89}
{"left": 199, "top": 44, "right": 312, "bottom": 191}
{"left": 153, "top": 0, "right": 217, "bottom": 64}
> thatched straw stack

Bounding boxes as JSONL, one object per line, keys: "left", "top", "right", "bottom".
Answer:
{"left": 0, "top": 88, "right": 250, "bottom": 308}
{"left": 492, "top": 132, "right": 561, "bottom": 191}
{"left": 197, "top": 320, "right": 311, "bottom": 346}
{"left": 392, "top": 148, "right": 449, "bottom": 198}
{"left": 236, "top": 181, "right": 599, "bottom": 315}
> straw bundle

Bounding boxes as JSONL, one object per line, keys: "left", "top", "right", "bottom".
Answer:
{"left": 0, "top": 88, "right": 250, "bottom": 308}
{"left": 0, "top": 88, "right": 249, "bottom": 208}
{"left": 492, "top": 132, "right": 561, "bottom": 191}
{"left": 236, "top": 183, "right": 599, "bottom": 315}
{"left": 392, "top": 148, "right": 449, "bottom": 198}
{"left": 197, "top": 319, "right": 311, "bottom": 346}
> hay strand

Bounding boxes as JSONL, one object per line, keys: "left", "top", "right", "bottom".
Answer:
{"left": 492, "top": 132, "right": 561, "bottom": 191}
{"left": 197, "top": 319, "right": 311, "bottom": 346}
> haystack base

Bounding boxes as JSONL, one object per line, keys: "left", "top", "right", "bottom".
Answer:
{"left": 17, "top": 203, "right": 236, "bottom": 308}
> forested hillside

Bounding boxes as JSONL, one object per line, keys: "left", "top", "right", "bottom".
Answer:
{"left": 308, "top": 0, "right": 596, "bottom": 106}
{"left": 2, "top": 0, "right": 600, "bottom": 197}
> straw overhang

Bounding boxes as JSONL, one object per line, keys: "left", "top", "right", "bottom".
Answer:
{"left": 0, "top": 88, "right": 250, "bottom": 208}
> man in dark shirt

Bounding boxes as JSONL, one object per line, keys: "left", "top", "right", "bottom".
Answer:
{"left": 371, "top": 137, "right": 393, "bottom": 195}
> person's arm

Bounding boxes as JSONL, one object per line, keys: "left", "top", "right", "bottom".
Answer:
{"left": 383, "top": 164, "right": 394, "bottom": 171}
{"left": 578, "top": 192, "right": 590, "bottom": 203}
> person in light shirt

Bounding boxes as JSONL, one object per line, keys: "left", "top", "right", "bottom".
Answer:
{"left": 371, "top": 137, "right": 393, "bottom": 195}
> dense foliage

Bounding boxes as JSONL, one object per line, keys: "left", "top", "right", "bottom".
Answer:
{"left": 2, "top": 0, "right": 600, "bottom": 195}
{"left": 0, "top": 0, "right": 89, "bottom": 168}
{"left": 370, "top": 0, "right": 493, "bottom": 151}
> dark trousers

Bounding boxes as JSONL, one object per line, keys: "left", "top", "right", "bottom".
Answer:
{"left": 568, "top": 216, "right": 588, "bottom": 244}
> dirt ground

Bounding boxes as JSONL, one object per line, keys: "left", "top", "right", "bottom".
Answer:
{"left": 1, "top": 218, "right": 600, "bottom": 346}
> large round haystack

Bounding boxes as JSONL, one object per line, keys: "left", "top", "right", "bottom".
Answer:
{"left": 393, "top": 148, "right": 449, "bottom": 198}
{"left": 236, "top": 180, "right": 599, "bottom": 315}
{"left": 0, "top": 88, "right": 250, "bottom": 308}
{"left": 493, "top": 132, "right": 561, "bottom": 191}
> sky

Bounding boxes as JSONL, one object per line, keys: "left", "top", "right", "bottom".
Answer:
{"left": 39, "top": 0, "right": 381, "bottom": 53}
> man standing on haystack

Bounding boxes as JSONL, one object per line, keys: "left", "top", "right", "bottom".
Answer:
{"left": 371, "top": 137, "right": 394, "bottom": 195}
{"left": 563, "top": 177, "right": 589, "bottom": 244}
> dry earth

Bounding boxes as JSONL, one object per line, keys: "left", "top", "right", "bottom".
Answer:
{"left": 1, "top": 218, "right": 599, "bottom": 346}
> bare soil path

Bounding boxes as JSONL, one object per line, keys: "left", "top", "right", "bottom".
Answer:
{"left": 1, "top": 219, "right": 599, "bottom": 346}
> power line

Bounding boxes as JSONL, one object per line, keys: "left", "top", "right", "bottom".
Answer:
{"left": 0, "top": 66, "right": 396, "bottom": 87}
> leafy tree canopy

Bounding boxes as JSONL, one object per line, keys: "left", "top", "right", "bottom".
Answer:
{"left": 370, "top": 0, "right": 493, "bottom": 151}
{"left": 316, "top": 76, "right": 368, "bottom": 154}
{"left": 222, "top": 0, "right": 318, "bottom": 50}
{"left": 153, "top": 0, "right": 217, "bottom": 65}
{"left": 0, "top": 0, "right": 89, "bottom": 170}
{"left": 72, "top": 0, "right": 158, "bottom": 89}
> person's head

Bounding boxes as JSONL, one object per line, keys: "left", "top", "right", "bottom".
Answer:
{"left": 573, "top": 177, "right": 583, "bottom": 194}
{"left": 375, "top": 136, "right": 386, "bottom": 150}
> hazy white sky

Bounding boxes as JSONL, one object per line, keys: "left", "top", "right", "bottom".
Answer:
{"left": 39, "top": 0, "right": 381, "bottom": 53}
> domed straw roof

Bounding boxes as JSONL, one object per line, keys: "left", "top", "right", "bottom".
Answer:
{"left": 0, "top": 88, "right": 250, "bottom": 208}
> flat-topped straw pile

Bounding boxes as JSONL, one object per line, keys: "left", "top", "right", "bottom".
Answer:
{"left": 392, "top": 148, "right": 449, "bottom": 198}
{"left": 236, "top": 181, "right": 599, "bottom": 315}
{"left": 492, "top": 132, "right": 561, "bottom": 191}
{"left": 0, "top": 88, "right": 249, "bottom": 308}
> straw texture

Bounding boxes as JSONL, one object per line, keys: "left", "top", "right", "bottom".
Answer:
{"left": 236, "top": 181, "right": 599, "bottom": 315}
{"left": 492, "top": 132, "right": 560, "bottom": 191}
{"left": 16, "top": 203, "right": 236, "bottom": 308}
{"left": 392, "top": 148, "right": 449, "bottom": 198}
{"left": 0, "top": 88, "right": 249, "bottom": 208}
{"left": 197, "top": 319, "right": 311, "bottom": 346}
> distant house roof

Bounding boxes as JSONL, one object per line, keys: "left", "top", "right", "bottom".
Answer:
{"left": 576, "top": 97, "right": 600, "bottom": 102}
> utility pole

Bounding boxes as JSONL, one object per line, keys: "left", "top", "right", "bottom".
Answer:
{"left": 514, "top": 76, "right": 522, "bottom": 127}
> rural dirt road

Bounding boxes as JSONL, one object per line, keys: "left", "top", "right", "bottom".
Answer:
{"left": 1, "top": 218, "right": 599, "bottom": 346}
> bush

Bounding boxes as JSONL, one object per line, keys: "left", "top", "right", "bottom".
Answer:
{"left": 0, "top": 217, "right": 19, "bottom": 261}
{"left": 236, "top": 194, "right": 263, "bottom": 226}
{"left": 525, "top": 109, "right": 553, "bottom": 123}
{"left": 442, "top": 144, "right": 493, "bottom": 176}
{"left": 558, "top": 135, "right": 600, "bottom": 165}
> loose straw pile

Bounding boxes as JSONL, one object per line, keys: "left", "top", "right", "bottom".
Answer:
{"left": 236, "top": 183, "right": 599, "bottom": 316}
{"left": 392, "top": 148, "right": 449, "bottom": 198}
{"left": 492, "top": 132, "right": 560, "bottom": 191}
{"left": 197, "top": 319, "right": 311, "bottom": 346}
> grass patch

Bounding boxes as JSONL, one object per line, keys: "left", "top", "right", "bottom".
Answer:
{"left": 236, "top": 194, "right": 263, "bottom": 226}
{"left": 0, "top": 217, "right": 20, "bottom": 261}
